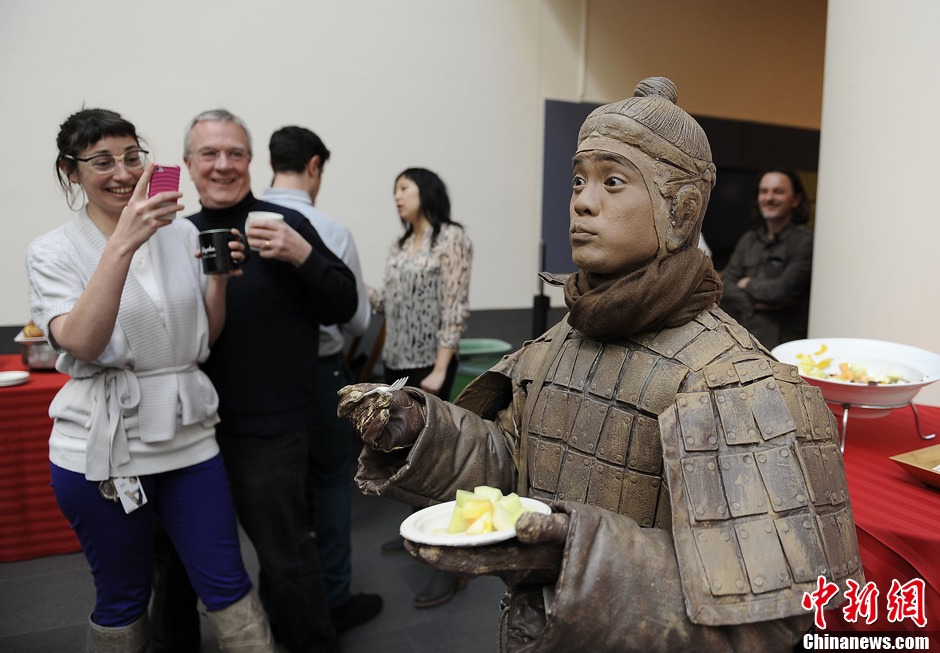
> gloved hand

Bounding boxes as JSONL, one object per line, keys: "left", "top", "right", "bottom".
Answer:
{"left": 405, "top": 511, "right": 569, "bottom": 588}
{"left": 337, "top": 383, "right": 427, "bottom": 452}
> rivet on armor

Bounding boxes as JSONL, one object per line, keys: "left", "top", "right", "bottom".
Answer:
{"left": 796, "top": 494, "right": 805, "bottom": 503}
{"left": 717, "top": 396, "right": 725, "bottom": 403}
{"left": 766, "top": 381, "right": 775, "bottom": 390}
{"left": 685, "top": 463, "right": 693, "bottom": 472}
{"left": 739, "top": 529, "right": 749, "bottom": 539}
{"left": 708, "top": 436, "right": 717, "bottom": 445}
{"left": 631, "top": 394, "right": 639, "bottom": 403}
{"left": 706, "top": 462, "right": 715, "bottom": 471}
{"left": 721, "top": 531, "right": 730, "bottom": 542}
{"left": 786, "top": 419, "right": 795, "bottom": 428}
{"left": 630, "top": 475, "right": 638, "bottom": 483}
{"left": 727, "top": 370, "right": 735, "bottom": 377}
{"left": 679, "top": 397, "right": 687, "bottom": 406}
{"left": 728, "top": 432, "right": 737, "bottom": 441}
{"left": 707, "top": 373, "right": 716, "bottom": 381}
{"left": 721, "top": 460, "right": 731, "bottom": 469}
{"left": 748, "top": 428, "right": 757, "bottom": 437}
{"left": 666, "top": 350, "right": 674, "bottom": 356}
{"left": 781, "top": 523, "right": 790, "bottom": 533}
{"left": 757, "top": 454, "right": 767, "bottom": 463}
{"left": 718, "top": 506, "right": 726, "bottom": 514}
{"left": 772, "top": 497, "right": 781, "bottom": 506}
{"left": 756, "top": 499, "right": 764, "bottom": 508}
{"left": 764, "top": 523, "right": 774, "bottom": 533}
{"left": 803, "top": 519, "right": 812, "bottom": 529}
{"left": 795, "top": 567, "right": 804, "bottom": 577}
{"left": 732, "top": 501, "right": 741, "bottom": 511}
{"left": 713, "top": 580, "right": 722, "bottom": 590}
{"left": 583, "top": 458, "right": 591, "bottom": 466}
{"left": 754, "top": 576, "right": 764, "bottom": 587}
{"left": 696, "top": 506, "right": 704, "bottom": 515}
{"left": 736, "top": 579, "right": 746, "bottom": 589}
{"left": 780, "top": 449, "right": 789, "bottom": 458}
{"left": 644, "top": 399, "right": 651, "bottom": 407}
{"left": 686, "top": 437, "right": 695, "bottom": 446}
{"left": 739, "top": 392, "right": 747, "bottom": 400}
{"left": 759, "top": 362, "right": 768, "bottom": 370}
{"left": 651, "top": 479, "right": 659, "bottom": 487}
{"left": 698, "top": 532, "right": 707, "bottom": 542}
{"left": 700, "top": 396, "right": 708, "bottom": 404}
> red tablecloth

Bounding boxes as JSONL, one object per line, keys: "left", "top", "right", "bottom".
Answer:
{"left": 824, "top": 403, "right": 940, "bottom": 645}
{"left": 0, "top": 354, "right": 78, "bottom": 561}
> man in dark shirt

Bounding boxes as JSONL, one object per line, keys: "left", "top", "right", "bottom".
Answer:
{"left": 720, "top": 169, "right": 813, "bottom": 349}
{"left": 153, "top": 109, "right": 356, "bottom": 653}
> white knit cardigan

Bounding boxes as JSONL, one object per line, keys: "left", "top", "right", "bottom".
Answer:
{"left": 26, "top": 211, "right": 220, "bottom": 481}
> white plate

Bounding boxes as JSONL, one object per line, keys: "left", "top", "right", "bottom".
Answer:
{"left": 400, "top": 497, "right": 551, "bottom": 547}
{"left": 13, "top": 329, "right": 47, "bottom": 344}
{"left": 0, "top": 370, "right": 30, "bottom": 387}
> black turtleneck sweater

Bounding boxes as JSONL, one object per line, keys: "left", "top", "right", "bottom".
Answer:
{"left": 188, "top": 193, "right": 356, "bottom": 437}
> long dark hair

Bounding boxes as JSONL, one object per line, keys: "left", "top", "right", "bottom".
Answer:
{"left": 395, "top": 167, "right": 461, "bottom": 248}
{"left": 55, "top": 109, "right": 141, "bottom": 207}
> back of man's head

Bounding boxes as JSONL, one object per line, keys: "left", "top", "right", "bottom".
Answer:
{"left": 269, "top": 126, "right": 330, "bottom": 173}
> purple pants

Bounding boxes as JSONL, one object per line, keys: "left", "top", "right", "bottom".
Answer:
{"left": 51, "top": 454, "right": 251, "bottom": 627}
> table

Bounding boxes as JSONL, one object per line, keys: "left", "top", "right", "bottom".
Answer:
{"left": 0, "top": 354, "right": 78, "bottom": 562}
{"left": 824, "top": 403, "right": 940, "bottom": 644}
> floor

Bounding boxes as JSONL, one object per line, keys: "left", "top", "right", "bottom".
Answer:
{"left": 0, "top": 490, "right": 507, "bottom": 652}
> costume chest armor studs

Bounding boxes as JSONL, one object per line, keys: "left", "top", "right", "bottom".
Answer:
{"left": 515, "top": 308, "right": 862, "bottom": 625}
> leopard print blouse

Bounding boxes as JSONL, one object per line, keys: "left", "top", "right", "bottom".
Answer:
{"left": 372, "top": 223, "right": 472, "bottom": 369}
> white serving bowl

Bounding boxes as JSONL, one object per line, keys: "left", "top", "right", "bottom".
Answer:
{"left": 771, "top": 338, "right": 940, "bottom": 409}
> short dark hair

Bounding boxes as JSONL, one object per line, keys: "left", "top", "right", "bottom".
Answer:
{"left": 395, "top": 167, "right": 460, "bottom": 248}
{"left": 269, "top": 126, "right": 330, "bottom": 174}
{"left": 55, "top": 108, "right": 141, "bottom": 197}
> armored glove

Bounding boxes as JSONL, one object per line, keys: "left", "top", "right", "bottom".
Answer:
{"left": 405, "top": 511, "right": 569, "bottom": 588}
{"left": 337, "top": 383, "right": 427, "bottom": 452}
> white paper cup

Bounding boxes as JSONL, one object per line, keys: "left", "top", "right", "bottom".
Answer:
{"left": 245, "top": 211, "right": 284, "bottom": 250}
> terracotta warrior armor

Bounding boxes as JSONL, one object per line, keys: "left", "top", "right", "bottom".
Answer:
{"left": 340, "top": 76, "right": 862, "bottom": 651}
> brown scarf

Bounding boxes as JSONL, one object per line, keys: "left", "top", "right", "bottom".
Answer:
{"left": 564, "top": 247, "right": 723, "bottom": 338}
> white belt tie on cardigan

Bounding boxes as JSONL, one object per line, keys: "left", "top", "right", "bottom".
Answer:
{"left": 83, "top": 363, "right": 203, "bottom": 481}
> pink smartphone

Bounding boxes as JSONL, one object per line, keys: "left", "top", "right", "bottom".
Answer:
{"left": 148, "top": 164, "right": 181, "bottom": 198}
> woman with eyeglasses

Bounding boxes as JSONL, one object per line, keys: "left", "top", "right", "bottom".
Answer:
{"left": 25, "top": 108, "right": 273, "bottom": 652}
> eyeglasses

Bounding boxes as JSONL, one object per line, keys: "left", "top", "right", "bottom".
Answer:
{"left": 192, "top": 148, "right": 250, "bottom": 164}
{"left": 66, "top": 148, "right": 149, "bottom": 175}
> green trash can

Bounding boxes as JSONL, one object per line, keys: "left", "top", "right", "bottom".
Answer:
{"left": 450, "top": 338, "right": 513, "bottom": 401}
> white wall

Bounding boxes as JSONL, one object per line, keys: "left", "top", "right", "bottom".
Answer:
{"left": 813, "top": 0, "right": 940, "bottom": 406}
{"left": 0, "top": 0, "right": 548, "bottom": 324}
{"left": 0, "top": 0, "right": 832, "bottom": 329}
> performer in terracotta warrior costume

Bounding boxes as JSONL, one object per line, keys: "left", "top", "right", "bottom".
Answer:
{"left": 338, "top": 77, "right": 862, "bottom": 651}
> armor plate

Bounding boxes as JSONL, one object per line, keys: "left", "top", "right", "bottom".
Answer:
{"left": 512, "top": 307, "right": 862, "bottom": 625}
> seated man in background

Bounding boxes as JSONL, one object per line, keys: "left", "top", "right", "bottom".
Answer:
{"left": 719, "top": 169, "right": 813, "bottom": 350}
{"left": 336, "top": 77, "right": 861, "bottom": 652}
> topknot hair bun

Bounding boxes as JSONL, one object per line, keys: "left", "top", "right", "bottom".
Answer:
{"left": 633, "top": 77, "right": 678, "bottom": 104}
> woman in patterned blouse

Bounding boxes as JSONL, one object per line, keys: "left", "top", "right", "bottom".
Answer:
{"left": 372, "top": 167, "right": 473, "bottom": 399}
{"left": 370, "top": 167, "right": 473, "bottom": 607}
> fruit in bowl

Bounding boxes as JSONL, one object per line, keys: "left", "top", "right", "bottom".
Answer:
{"left": 772, "top": 338, "right": 940, "bottom": 409}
